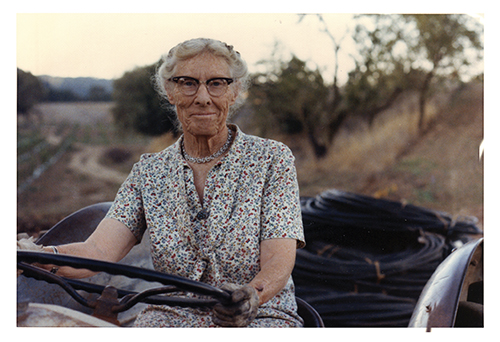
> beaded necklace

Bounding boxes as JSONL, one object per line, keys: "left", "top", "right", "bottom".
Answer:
{"left": 181, "top": 129, "right": 233, "bottom": 164}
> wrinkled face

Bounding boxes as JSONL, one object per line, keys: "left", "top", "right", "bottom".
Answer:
{"left": 166, "top": 52, "right": 238, "bottom": 138}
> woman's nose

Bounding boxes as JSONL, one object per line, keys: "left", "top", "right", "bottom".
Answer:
{"left": 194, "top": 84, "right": 212, "bottom": 105}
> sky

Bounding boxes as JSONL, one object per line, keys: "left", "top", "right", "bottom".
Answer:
{"left": 15, "top": 8, "right": 486, "bottom": 85}
{"left": 16, "top": 13, "right": 362, "bottom": 84}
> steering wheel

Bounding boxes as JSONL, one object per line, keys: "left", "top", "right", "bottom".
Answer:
{"left": 17, "top": 251, "right": 231, "bottom": 325}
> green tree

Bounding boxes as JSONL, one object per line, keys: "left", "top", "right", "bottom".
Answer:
{"left": 17, "top": 68, "right": 44, "bottom": 114}
{"left": 249, "top": 55, "right": 330, "bottom": 157}
{"left": 298, "top": 15, "right": 351, "bottom": 140}
{"left": 350, "top": 14, "right": 483, "bottom": 132}
{"left": 297, "top": 14, "right": 406, "bottom": 148}
{"left": 345, "top": 17, "right": 411, "bottom": 127}
{"left": 402, "top": 14, "right": 483, "bottom": 132}
{"left": 112, "top": 63, "right": 178, "bottom": 136}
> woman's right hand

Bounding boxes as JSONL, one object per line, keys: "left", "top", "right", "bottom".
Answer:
{"left": 17, "top": 237, "right": 44, "bottom": 252}
{"left": 19, "top": 218, "right": 138, "bottom": 279}
{"left": 17, "top": 237, "right": 55, "bottom": 275}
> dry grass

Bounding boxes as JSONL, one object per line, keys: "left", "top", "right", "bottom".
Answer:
{"left": 321, "top": 91, "right": 449, "bottom": 169}
{"left": 285, "top": 91, "right": 447, "bottom": 195}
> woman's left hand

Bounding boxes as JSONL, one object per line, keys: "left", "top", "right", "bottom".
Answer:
{"left": 213, "top": 283, "right": 259, "bottom": 327}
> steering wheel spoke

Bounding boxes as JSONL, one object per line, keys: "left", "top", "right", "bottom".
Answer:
{"left": 18, "top": 261, "right": 94, "bottom": 309}
{"left": 17, "top": 250, "right": 231, "bottom": 323}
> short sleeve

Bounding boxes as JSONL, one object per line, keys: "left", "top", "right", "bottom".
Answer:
{"left": 260, "top": 143, "right": 305, "bottom": 249}
{"left": 105, "top": 158, "right": 147, "bottom": 242}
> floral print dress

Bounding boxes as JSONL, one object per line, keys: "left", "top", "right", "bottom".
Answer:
{"left": 105, "top": 125, "right": 306, "bottom": 327}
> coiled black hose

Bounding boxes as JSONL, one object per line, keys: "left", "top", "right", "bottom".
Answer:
{"left": 295, "top": 286, "right": 417, "bottom": 327}
{"left": 293, "top": 189, "right": 482, "bottom": 327}
{"left": 301, "top": 189, "right": 481, "bottom": 241}
{"left": 294, "top": 232, "right": 446, "bottom": 299}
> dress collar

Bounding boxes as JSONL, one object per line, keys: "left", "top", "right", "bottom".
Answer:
{"left": 173, "top": 124, "right": 243, "bottom": 167}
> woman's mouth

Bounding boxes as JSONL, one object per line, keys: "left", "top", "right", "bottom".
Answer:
{"left": 191, "top": 112, "right": 216, "bottom": 117}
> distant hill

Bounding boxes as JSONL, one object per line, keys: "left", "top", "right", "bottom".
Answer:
{"left": 38, "top": 75, "right": 113, "bottom": 100}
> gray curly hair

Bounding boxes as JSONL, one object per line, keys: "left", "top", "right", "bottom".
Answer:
{"left": 154, "top": 38, "right": 249, "bottom": 116}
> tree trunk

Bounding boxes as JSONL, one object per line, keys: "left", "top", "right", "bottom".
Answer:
{"left": 367, "top": 87, "right": 403, "bottom": 128}
{"left": 326, "top": 111, "right": 349, "bottom": 146}
{"left": 418, "top": 69, "right": 436, "bottom": 134}
{"left": 307, "top": 130, "right": 328, "bottom": 159}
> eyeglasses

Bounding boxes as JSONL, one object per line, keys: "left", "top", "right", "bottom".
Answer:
{"left": 169, "top": 76, "right": 234, "bottom": 97}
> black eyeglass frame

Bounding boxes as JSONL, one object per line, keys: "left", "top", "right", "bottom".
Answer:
{"left": 168, "top": 76, "right": 234, "bottom": 97}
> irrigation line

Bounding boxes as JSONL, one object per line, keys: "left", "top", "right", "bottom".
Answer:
{"left": 17, "top": 141, "right": 51, "bottom": 163}
{"left": 17, "top": 137, "right": 73, "bottom": 194}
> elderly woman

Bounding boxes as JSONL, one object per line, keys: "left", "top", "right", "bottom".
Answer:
{"left": 23, "top": 38, "right": 305, "bottom": 327}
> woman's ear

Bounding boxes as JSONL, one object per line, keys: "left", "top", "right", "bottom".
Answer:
{"left": 228, "top": 81, "right": 240, "bottom": 106}
{"left": 165, "top": 82, "right": 176, "bottom": 105}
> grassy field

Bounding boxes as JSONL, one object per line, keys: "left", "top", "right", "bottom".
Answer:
{"left": 17, "top": 81, "right": 483, "bottom": 235}
{"left": 17, "top": 102, "right": 151, "bottom": 233}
